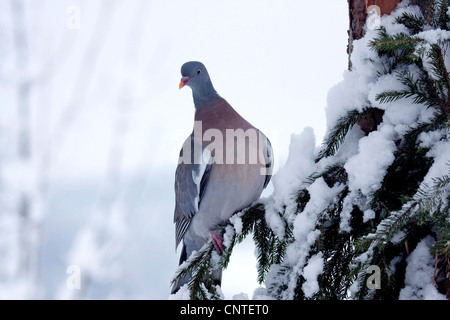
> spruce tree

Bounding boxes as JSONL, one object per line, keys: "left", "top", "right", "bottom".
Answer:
{"left": 170, "top": 1, "right": 450, "bottom": 300}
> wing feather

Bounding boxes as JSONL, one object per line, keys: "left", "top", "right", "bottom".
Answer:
{"left": 174, "top": 135, "right": 212, "bottom": 249}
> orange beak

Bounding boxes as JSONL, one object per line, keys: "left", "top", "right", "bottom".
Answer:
{"left": 179, "top": 76, "right": 190, "bottom": 89}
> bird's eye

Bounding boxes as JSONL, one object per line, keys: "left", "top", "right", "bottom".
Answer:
{"left": 197, "top": 69, "right": 201, "bottom": 75}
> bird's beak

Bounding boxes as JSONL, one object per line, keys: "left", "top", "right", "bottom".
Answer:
{"left": 179, "top": 76, "right": 190, "bottom": 89}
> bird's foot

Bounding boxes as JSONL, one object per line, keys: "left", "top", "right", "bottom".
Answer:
{"left": 210, "top": 231, "right": 224, "bottom": 254}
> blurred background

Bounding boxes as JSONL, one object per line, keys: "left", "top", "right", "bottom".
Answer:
{"left": 0, "top": 0, "right": 348, "bottom": 299}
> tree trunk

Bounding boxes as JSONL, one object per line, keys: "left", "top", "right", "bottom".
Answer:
{"left": 347, "top": 0, "right": 367, "bottom": 70}
{"left": 347, "top": 0, "right": 435, "bottom": 134}
{"left": 348, "top": 0, "right": 435, "bottom": 63}
{"left": 347, "top": 0, "right": 403, "bottom": 70}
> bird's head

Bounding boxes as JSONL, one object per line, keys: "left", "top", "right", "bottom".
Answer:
{"left": 179, "top": 61, "right": 210, "bottom": 89}
{"left": 179, "top": 61, "right": 218, "bottom": 108}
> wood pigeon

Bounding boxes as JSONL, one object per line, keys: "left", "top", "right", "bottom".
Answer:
{"left": 171, "top": 61, "right": 273, "bottom": 294}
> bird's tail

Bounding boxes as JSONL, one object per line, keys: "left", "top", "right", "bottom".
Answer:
{"left": 171, "top": 243, "right": 189, "bottom": 294}
{"left": 170, "top": 243, "right": 223, "bottom": 295}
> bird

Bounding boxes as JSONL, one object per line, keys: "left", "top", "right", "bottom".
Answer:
{"left": 171, "top": 61, "right": 273, "bottom": 294}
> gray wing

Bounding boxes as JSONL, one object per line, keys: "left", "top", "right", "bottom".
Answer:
{"left": 174, "top": 135, "right": 212, "bottom": 249}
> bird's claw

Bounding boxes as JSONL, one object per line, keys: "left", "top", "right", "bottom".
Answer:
{"left": 210, "top": 231, "right": 224, "bottom": 254}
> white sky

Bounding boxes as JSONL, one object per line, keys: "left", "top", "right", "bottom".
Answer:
{"left": 2, "top": 0, "right": 349, "bottom": 299}
{"left": 27, "top": 0, "right": 350, "bottom": 181}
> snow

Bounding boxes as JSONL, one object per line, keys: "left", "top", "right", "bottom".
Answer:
{"left": 423, "top": 139, "right": 450, "bottom": 185}
{"left": 229, "top": 212, "right": 243, "bottom": 235}
{"left": 232, "top": 292, "right": 249, "bottom": 300}
{"left": 3, "top": 0, "right": 448, "bottom": 301}
{"left": 421, "top": 43, "right": 441, "bottom": 81}
{"left": 302, "top": 253, "right": 324, "bottom": 298}
{"left": 270, "top": 127, "right": 316, "bottom": 210}
{"left": 418, "top": 129, "right": 446, "bottom": 149}
{"left": 326, "top": 70, "right": 373, "bottom": 133}
{"left": 325, "top": 22, "right": 386, "bottom": 131}
{"left": 399, "top": 236, "right": 446, "bottom": 300}
{"left": 0, "top": 0, "right": 350, "bottom": 300}
{"left": 264, "top": 126, "right": 316, "bottom": 239}
{"left": 325, "top": 3, "right": 444, "bottom": 137}
{"left": 332, "top": 125, "right": 366, "bottom": 164}
{"left": 345, "top": 126, "right": 396, "bottom": 197}
{"left": 292, "top": 179, "right": 342, "bottom": 248}
{"left": 388, "top": 255, "right": 403, "bottom": 277}
{"left": 391, "top": 230, "right": 407, "bottom": 245}
{"left": 363, "top": 209, "right": 375, "bottom": 223}
{"left": 415, "top": 29, "right": 450, "bottom": 45}
{"left": 419, "top": 138, "right": 450, "bottom": 212}
{"left": 169, "top": 283, "right": 226, "bottom": 300}
{"left": 222, "top": 225, "right": 235, "bottom": 251}
{"left": 265, "top": 2, "right": 450, "bottom": 300}
{"left": 369, "top": 72, "right": 426, "bottom": 136}
{"left": 381, "top": 2, "right": 423, "bottom": 35}
{"left": 348, "top": 242, "right": 376, "bottom": 296}
{"left": 368, "top": 74, "right": 404, "bottom": 109}
{"left": 276, "top": 2, "right": 450, "bottom": 300}
{"left": 168, "top": 284, "right": 191, "bottom": 300}
{"left": 263, "top": 206, "right": 287, "bottom": 240}
{"left": 252, "top": 287, "right": 275, "bottom": 300}
{"left": 274, "top": 177, "right": 343, "bottom": 299}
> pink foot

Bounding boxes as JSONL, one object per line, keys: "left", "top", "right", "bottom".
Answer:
{"left": 210, "top": 231, "right": 224, "bottom": 254}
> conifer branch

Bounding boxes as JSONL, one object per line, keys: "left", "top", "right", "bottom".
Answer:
{"left": 316, "top": 108, "right": 375, "bottom": 162}
{"left": 435, "top": 0, "right": 450, "bottom": 30}
{"left": 369, "top": 28, "right": 423, "bottom": 56}
{"left": 361, "top": 166, "right": 450, "bottom": 251}
{"left": 170, "top": 241, "right": 216, "bottom": 299}
{"left": 306, "top": 1, "right": 450, "bottom": 300}
{"left": 372, "top": 38, "right": 424, "bottom": 48}
{"left": 376, "top": 70, "right": 441, "bottom": 108}
{"left": 217, "top": 1, "right": 450, "bottom": 300}
{"left": 170, "top": 202, "right": 288, "bottom": 299}
{"left": 427, "top": 44, "right": 450, "bottom": 115}
{"left": 395, "top": 12, "right": 425, "bottom": 34}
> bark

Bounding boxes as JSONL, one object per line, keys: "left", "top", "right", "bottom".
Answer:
{"left": 347, "top": 1, "right": 433, "bottom": 134}
{"left": 347, "top": 0, "right": 403, "bottom": 70}
{"left": 347, "top": 0, "right": 367, "bottom": 70}
{"left": 410, "top": 0, "right": 435, "bottom": 24}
